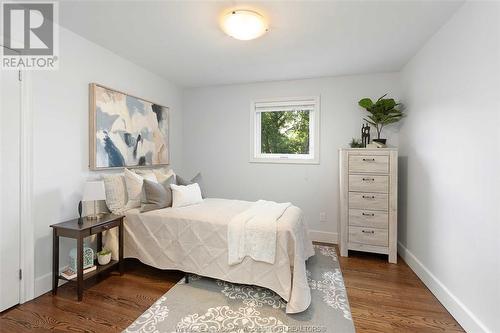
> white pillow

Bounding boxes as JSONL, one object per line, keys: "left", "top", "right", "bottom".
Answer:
{"left": 170, "top": 183, "right": 203, "bottom": 208}
{"left": 102, "top": 173, "right": 127, "bottom": 214}
{"left": 124, "top": 168, "right": 156, "bottom": 209}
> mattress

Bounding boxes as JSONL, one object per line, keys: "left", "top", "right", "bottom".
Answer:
{"left": 105, "top": 198, "right": 315, "bottom": 313}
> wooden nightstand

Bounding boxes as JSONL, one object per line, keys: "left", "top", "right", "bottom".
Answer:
{"left": 50, "top": 214, "right": 124, "bottom": 301}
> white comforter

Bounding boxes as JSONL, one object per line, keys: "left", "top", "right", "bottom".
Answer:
{"left": 104, "top": 198, "right": 315, "bottom": 313}
{"left": 228, "top": 200, "right": 291, "bottom": 265}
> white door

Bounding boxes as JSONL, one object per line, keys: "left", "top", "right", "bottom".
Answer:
{"left": 0, "top": 66, "right": 21, "bottom": 312}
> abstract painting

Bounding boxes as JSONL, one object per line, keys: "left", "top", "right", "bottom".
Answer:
{"left": 89, "top": 83, "right": 169, "bottom": 170}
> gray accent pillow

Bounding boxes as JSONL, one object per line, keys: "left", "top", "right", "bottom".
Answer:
{"left": 176, "top": 172, "right": 207, "bottom": 198}
{"left": 141, "top": 175, "right": 175, "bottom": 212}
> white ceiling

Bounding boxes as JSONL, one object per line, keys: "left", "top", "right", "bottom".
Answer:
{"left": 59, "top": 1, "right": 463, "bottom": 88}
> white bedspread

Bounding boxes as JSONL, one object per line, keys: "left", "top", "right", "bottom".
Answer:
{"left": 104, "top": 198, "right": 315, "bottom": 313}
{"left": 228, "top": 200, "right": 291, "bottom": 265}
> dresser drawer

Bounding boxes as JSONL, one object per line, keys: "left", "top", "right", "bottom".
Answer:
{"left": 349, "top": 155, "right": 389, "bottom": 173}
{"left": 349, "top": 226, "right": 388, "bottom": 247}
{"left": 90, "top": 220, "right": 120, "bottom": 234}
{"left": 349, "top": 209, "right": 388, "bottom": 229}
{"left": 349, "top": 192, "right": 388, "bottom": 211}
{"left": 349, "top": 175, "right": 388, "bottom": 193}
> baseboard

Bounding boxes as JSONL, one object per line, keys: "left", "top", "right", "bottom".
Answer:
{"left": 398, "top": 242, "right": 491, "bottom": 333}
{"left": 309, "top": 230, "right": 338, "bottom": 244}
{"left": 34, "top": 272, "right": 67, "bottom": 299}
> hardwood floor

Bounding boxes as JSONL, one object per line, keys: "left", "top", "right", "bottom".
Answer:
{"left": 337, "top": 249, "right": 464, "bottom": 332}
{"left": 0, "top": 262, "right": 183, "bottom": 333}
{"left": 0, "top": 246, "right": 464, "bottom": 332}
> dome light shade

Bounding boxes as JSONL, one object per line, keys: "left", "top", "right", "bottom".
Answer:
{"left": 221, "top": 10, "right": 268, "bottom": 41}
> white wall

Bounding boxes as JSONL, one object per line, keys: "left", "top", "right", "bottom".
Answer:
{"left": 31, "top": 26, "right": 183, "bottom": 296}
{"left": 182, "top": 74, "right": 401, "bottom": 241}
{"left": 399, "top": 2, "right": 500, "bottom": 332}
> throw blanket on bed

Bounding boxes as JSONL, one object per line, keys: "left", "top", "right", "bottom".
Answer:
{"left": 228, "top": 200, "right": 291, "bottom": 265}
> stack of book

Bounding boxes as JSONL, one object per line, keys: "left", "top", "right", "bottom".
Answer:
{"left": 60, "top": 265, "right": 96, "bottom": 280}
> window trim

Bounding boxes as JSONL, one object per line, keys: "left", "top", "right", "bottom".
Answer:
{"left": 249, "top": 96, "right": 320, "bottom": 164}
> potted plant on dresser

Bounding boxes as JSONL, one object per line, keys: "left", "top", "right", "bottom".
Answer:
{"left": 358, "top": 94, "right": 404, "bottom": 144}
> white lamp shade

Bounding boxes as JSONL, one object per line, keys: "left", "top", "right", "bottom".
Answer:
{"left": 82, "top": 181, "right": 106, "bottom": 201}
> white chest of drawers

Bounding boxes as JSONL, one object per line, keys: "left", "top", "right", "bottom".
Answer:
{"left": 339, "top": 148, "right": 398, "bottom": 263}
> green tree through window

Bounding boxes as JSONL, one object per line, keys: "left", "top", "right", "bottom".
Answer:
{"left": 261, "top": 110, "right": 310, "bottom": 154}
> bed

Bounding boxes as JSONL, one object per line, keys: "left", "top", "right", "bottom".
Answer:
{"left": 105, "top": 198, "right": 315, "bottom": 314}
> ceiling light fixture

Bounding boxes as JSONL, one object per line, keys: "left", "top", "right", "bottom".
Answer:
{"left": 221, "top": 9, "right": 268, "bottom": 41}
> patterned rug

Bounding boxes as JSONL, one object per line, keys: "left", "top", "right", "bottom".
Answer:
{"left": 124, "top": 245, "right": 354, "bottom": 333}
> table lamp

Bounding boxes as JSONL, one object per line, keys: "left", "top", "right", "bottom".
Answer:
{"left": 82, "top": 181, "right": 106, "bottom": 220}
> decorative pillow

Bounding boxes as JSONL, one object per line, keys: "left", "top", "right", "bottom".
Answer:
{"left": 134, "top": 168, "right": 152, "bottom": 175}
{"left": 101, "top": 174, "right": 128, "bottom": 214}
{"left": 170, "top": 183, "right": 204, "bottom": 208}
{"left": 124, "top": 168, "right": 156, "bottom": 209}
{"left": 176, "top": 172, "right": 207, "bottom": 198}
{"left": 141, "top": 175, "right": 175, "bottom": 212}
{"left": 153, "top": 168, "right": 176, "bottom": 184}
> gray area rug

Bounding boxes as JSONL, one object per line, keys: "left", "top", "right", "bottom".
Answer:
{"left": 124, "top": 245, "right": 354, "bottom": 333}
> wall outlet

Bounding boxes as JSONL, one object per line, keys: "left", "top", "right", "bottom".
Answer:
{"left": 319, "top": 212, "right": 327, "bottom": 222}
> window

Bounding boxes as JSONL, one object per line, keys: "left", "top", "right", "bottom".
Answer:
{"left": 251, "top": 97, "right": 320, "bottom": 163}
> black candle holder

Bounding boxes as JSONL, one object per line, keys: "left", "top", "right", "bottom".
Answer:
{"left": 78, "top": 201, "right": 83, "bottom": 225}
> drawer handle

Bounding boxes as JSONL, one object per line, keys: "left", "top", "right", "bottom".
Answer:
{"left": 362, "top": 158, "right": 375, "bottom": 162}
{"left": 362, "top": 212, "right": 375, "bottom": 216}
{"left": 362, "top": 230, "right": 375, "bottom": 234}
{"left": 362, "top": 178, "right": 375, "bottom": 181}
{"left": 362, "top": 195, "right": 375, "bottom": 199}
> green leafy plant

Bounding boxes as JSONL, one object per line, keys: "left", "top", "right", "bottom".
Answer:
{"left": 358, "top": 94, "right": 404, "bottom": 139}
{"left": 349, "top": 138, "right": 364, "bottom": 148}
{"left": 97, "top": 248, "right": 111, "bottom": 256}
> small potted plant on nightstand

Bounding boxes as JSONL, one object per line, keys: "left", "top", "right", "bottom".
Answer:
{"left": 358, "top": 94, "right": 404, "bottom": 144}
{"left": 97, "top": 248, "right": 112, "bottom": 265}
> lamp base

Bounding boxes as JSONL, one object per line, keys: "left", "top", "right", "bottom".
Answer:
{"left": 84, "top": 200, "right": 103, "bottom": 221}
{"left": 85, "top": 213, "right": 103, "bottom": 220}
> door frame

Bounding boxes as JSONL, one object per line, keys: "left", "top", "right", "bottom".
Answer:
{"left": 1, "top": 45, "right": 35, "bottom": 304}
{"left": 19, "top": 70, "right": 34, "bottom": 303}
